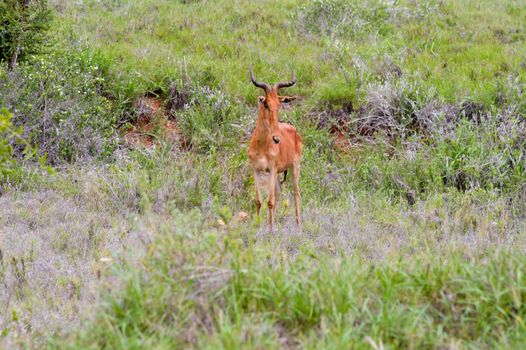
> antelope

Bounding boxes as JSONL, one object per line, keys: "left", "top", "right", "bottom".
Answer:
{"left": 247, "top": 66, "right": 302, "bottom": 229}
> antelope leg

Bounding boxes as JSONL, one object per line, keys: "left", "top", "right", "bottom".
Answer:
{"left": 292, "top": 162, "right": 301, "bottom": 227}
{"left": 267, "top": 168, "right": 278, "bottom": 227}
{"left": 253, "top": 169, "right": 262, "bottom": 218}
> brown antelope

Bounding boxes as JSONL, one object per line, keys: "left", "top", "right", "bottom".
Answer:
{"left": 247, "top": 66, "right": 302, "bottom": 228}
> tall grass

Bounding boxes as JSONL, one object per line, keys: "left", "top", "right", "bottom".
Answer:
{"left": 52, "top": 204, "right": 526, "bottom": 349}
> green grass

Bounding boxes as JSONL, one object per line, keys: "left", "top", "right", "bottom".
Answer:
{"left": 51, "top": 203, "right": 526, "bottom": 349}
{"left": 53, "top": 0, "right": 526, "bottom": 105}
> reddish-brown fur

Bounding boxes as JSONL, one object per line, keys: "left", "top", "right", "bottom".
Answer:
{"left": 247, "top": 68, "right": 302, "bottom": 228}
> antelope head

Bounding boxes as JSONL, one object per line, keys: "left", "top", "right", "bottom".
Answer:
{"left": 250, "top": 65, "right": 297, "bottom": 144}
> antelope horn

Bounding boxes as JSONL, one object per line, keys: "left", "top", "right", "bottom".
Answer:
{"left": 250, "top": 65, "right": 271, "bottom": 93}
{"left": 274, "top": 68, "right": 296, "bottom": 91}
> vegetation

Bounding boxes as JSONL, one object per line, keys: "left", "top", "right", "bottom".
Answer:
{"left": 0, "top": 108, "right": 16, "bottom": 175}
{"left": 0, "top": 0, "right": 525, "bottom": 348}
{"left": 0, "top": 0, "right": 52, "bottom": 69}
{"left": 0, "top": 106, "right": 48, "bottom": 182}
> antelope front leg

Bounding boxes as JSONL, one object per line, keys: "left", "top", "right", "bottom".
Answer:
{"left": 267, "top": 168, "right": 278, "bottom": 228}
{"left": 253, "top": 169, "right": 263, "bottom": 218}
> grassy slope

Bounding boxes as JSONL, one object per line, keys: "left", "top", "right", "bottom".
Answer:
{"left": 56, "top": 0, "right": 526, "bottom": 104}
{"left": 0, "top": 0, "right": 525, "bottom": 348}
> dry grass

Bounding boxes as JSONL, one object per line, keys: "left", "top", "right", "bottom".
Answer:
{"left": 260, "top": 189, "right": 526, "bottom": 261}
{"left": 0, "top": 168, "right": 151, "bottom": 347}
{"left": 0, "top": 158, "right": 525, "bottom": 347}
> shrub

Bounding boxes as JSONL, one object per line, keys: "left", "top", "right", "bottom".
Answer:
{"left": 297, "top": 0, "right": 389, "bottom": 39}
{"left": 348, "top": 114, "right": 526, "bottom": 200}
{"left": 0, "top": 0, "right": 52, "bottom": 69}
{"left": 0, "top": 108, "right": 17, "bottom": 177}
{"left": 0, "top": 107, "right": 48, "bottom": 183}
{"left": 0, "top": 51, "right": 117, "bottom": 164}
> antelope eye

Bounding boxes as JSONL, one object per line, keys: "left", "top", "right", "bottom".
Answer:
{"left": 263, "top": 102, "right": 269, "bottom": 109}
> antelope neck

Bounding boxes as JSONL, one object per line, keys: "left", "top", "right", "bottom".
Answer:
{"left": 256, "top": 104, "right": 279, "bottom": 141}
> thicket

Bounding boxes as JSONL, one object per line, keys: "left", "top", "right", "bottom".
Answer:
{"left": 0, "top": 51, "right": 118, "bottom": 164}
{"left": 0, "top": 0, "right": 53, "bottom": 179}
{"left": 0, "top": 0, "right": 52, "bottom": 69}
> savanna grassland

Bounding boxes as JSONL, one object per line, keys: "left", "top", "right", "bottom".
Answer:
{"left": 1, "top": 0, "right": 526, "bottom": 348}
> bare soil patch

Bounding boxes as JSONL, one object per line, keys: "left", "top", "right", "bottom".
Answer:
{"left": 125, "top": 95, "right": 187, "bottom": 149}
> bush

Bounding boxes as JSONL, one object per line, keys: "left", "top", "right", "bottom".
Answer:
{"left": 0, "top": 51, "right": 117, "bottom": 164}
{"left": 0, "top": 107, "right": 48, "bottom": 182}
{"left": 0, "top": 0, "right": 52, "bottom": 69}
{"left": 0, "top": 108, "right": 17, "bottom": 176}
{"left": 348, "top": 115, "right": 526, "bottom": 200}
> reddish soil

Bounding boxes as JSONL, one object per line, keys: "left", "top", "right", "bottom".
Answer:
{"left": 125, "top": 96, "right": 185, "bottom": 149}
{"left": 331, "top": 129, "right": 352, "bottom": 153}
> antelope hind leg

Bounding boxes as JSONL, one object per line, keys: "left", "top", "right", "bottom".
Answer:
{"left": 292, "top": 162, "right": 301, "bottom": 227}
{"left": 267, "top": 169, "right": 278, "bottom": 227}
{"left": 273, "top": 177, "right": 281, "bottom": 222}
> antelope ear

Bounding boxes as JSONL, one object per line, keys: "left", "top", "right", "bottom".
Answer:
{"left": 279, "top": 96, "right": 297, "bottom": 104}
{"left": 258, "top": 96, "right": 265, "bottom": 103}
